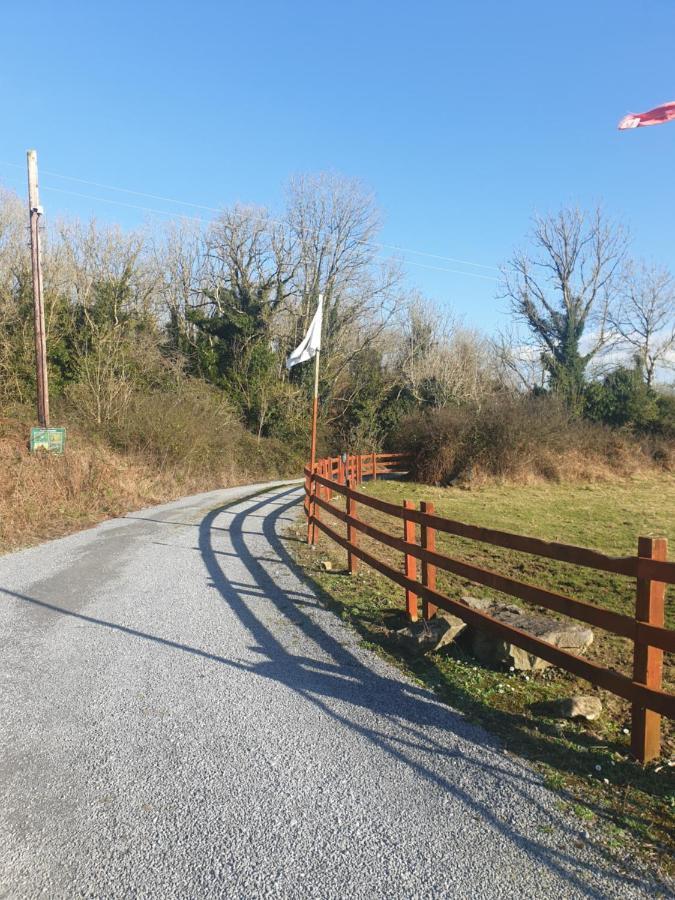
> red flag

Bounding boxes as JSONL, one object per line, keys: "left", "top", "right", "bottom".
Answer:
{"left": 618, "top": 101, "right": 675, "bottom": 130}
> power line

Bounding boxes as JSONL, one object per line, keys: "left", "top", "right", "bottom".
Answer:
{"left": 42, "top": 168, "right": 222, "bottom": 213}
{"left": 37, "top": 184, "right": 208, "bottom": 222}
{"left": 40, "top": 184, "right": 500, "bottom": 281}
{"left": 375, "top": 243, "right": 498, "bottom": 270}
{"left": 399, "top": 259, "right": 498, "bottom": 280}
{"left": 39, "top": 185, "right": 500, "bottom": 281}
{"left": 0, "top": 160, "right": 500, "bottom": 279}
{"left": 40, "top": 164, "right": 499, "bottom": 268}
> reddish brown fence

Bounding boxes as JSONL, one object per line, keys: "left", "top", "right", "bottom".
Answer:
{"left": 304, "top": 452, "right": 675, "bottom": 764}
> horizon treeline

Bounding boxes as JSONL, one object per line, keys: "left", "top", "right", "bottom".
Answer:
{"left": 1, "top": 172, "right": 673, "bottom": 467}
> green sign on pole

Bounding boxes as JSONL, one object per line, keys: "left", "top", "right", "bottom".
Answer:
{"left": 30, "top": 427, "right": 66, "bottom": 454}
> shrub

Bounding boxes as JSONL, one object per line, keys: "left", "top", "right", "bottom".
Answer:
{"left": 64, "top": 379, "right": 301, "bottom": 482}
{"left": 393, "top": 394, "right": 669, "bottom": 485}
{"left": 584, "top": 367, "right": 660, "bottom": 431}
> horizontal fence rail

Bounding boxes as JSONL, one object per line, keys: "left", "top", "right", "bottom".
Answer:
{"left": 304, "top": 452, "right": 674, "bottom": 764}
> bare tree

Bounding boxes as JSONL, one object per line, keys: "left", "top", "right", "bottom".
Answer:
{"left": 54, "top": 220, "right": 163, "bottom": 426}
{"left": 284, "top": 173, "right": 404, "bottom": 386}
{"left": 151, "top": 219, "right": 206, "bottom": 348}
{"left": 203, "top": 205, "right": 295, "bottom": 309}
{"left": 395, "top": 296, "right": 494, "bottom": 407}
{"left": 492, "top": 328, "right": 547, "bottom": 392}
{"left": 500, "top": 207, "right": 628, "bottom": 403}
{"left": 57, "top": 219, "right": 156, "bottom": 317}
{"left": 611, "top": 261, "right": 675, "bottom": 386}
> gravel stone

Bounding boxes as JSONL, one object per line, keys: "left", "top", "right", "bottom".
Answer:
{"left": 0, "top": 482, "right": 660, "bottom": 898}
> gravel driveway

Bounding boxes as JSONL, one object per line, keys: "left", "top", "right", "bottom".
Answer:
{"left": 0, "top": 482, "right": 660, "bottom": 898}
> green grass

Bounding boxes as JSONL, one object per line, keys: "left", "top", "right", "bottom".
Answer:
{"left": 390, "top": 477, "right": 674, "bottom": 554}
{"left": 290, "top": 472, "right": 675, "bottom": 880}
{"left": 327, "top": 476, "right": 675, "bottom": 683}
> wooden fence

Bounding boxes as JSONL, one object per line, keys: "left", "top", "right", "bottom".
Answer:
{"left": 304, "top": 452, "right": 675, "bottom": 764}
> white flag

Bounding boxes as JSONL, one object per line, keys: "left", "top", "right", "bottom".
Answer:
{"left": 286, "top": 294, "right": 323, "bottom": 370}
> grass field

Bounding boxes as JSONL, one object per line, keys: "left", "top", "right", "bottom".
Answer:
{"left": 291, "top": 472, "right": 675, "bottom": 880}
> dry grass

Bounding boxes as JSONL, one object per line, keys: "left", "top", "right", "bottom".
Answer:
{"left": 396, "top": 397, "right": 674, "bottom": 487}
{"left": 0, "top": 414, "right": 298, "bottom": 553}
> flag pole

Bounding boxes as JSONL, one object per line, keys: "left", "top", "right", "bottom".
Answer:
{"left": 309, "top": 348, "right": 320, "bottom": 473}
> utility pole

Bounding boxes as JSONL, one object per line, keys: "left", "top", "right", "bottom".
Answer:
{"left": 27, "top": 149, "right": 50, "bottom": 428}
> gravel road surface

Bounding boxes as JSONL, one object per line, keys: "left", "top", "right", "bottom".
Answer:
{"left": 0, "top": 482, "right": 659, "bottom": 898}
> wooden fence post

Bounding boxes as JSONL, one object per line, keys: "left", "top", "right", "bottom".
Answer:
{"left": 420, "top": 500, "right": 437, "bottom": 620}
{"left": 372, "top": 451, "right": 377, "bottom": 481}
{"left": 347, "top": 478, "right": 358, "bottom": 575}
{"left": 307, "top": 467, "right": 316, "bottom": 545}
{"left": 403, "top": 500, "right": 418, "bottom": 621}
{"left": 312, "top": 468, "right": 321, "bottom": 545}
{"left": 632, "top": 536, "right": 668, "bottom": 764}
{"left": 325, "top": 459, "right": 332, "bottom": 502}
{"left": 317, "top": 461, "right": 323, "bottom": 502}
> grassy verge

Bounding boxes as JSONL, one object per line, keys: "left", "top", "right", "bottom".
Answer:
{"left": 289, "top": 473, "right": 675, "bottom": 880}
{"left": 0, "top": 413, "right": 298, "bottom": 553}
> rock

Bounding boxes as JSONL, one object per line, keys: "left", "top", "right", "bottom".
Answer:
{"left": 545, "top": 696, "right": 603, "bottom": 721}
{"left": 393, "top": 612, "right": 467, "bottom": 656}
{"left": 459, "top": 596, "right": 594, "bottom": 671}
{"left": 319, "top": 560, "right": 333, "bottom": 572}
{"left": 435, "top": 610, "right": 468, "bottom": 645}
{"left": 445, "top": 464, "right": 474, "bottom": 488}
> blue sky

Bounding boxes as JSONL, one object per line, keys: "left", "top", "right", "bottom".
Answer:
{"left": 1, "top": 1, "right": 674, "bottom": 332}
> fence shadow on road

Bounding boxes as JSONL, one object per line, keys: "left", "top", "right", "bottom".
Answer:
{"left": 197, "top": 486, "right": 656, "bottom": 898}
{"left": 0, "top": 485, "right": 658, "bottom": 896}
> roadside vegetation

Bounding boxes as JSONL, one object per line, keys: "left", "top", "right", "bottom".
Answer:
{"left": 1, "top": 175, "right": 674, "bottom": 550}
{"left": 0, "top": 397, "right": 298, "bottom": 552}
{"left": 290, "top": 472, "right": 675, "bottom": 879}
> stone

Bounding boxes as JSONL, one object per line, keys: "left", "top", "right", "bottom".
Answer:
{"left": 435, "top": 610, "right": 468, "bottom": 646}
{"left": 459, "top": 596, "right": 594, "bottom": 671}
{"left": 319, "top": 560, "right": 333, "bottom": 572}
{"left": 393, "top": 612, "right": 467, "bottom": 656}
{"left": 545, "top": 696, "right": 603, "bottom": 721}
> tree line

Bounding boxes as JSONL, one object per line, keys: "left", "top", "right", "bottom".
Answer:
{"left": 0, "top": 173, "right": 673, "bottom": 462}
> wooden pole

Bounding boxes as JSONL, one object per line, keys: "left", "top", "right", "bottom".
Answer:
{"left": 27, "top": 150, "right": 50, "bottom": 428}
{"left": 309, "top": 349, "right": 320, "bottom": 474}
{"left": 307, "top": 463, "right": 321, "bottom": 546}
{"left": 312, "top": 465, "right": 321, "bottom": 545}
{"left": 421, "top": 501, "right": 437, "bottom": 619}
{"left": 306, "top": 466, "right": 315, "bottom": 545}
{"left": 632, "top": 536, "right": 668, "bottom": 763}
{"left": 403, "top": 500, "right": 418, "bottom": 621}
